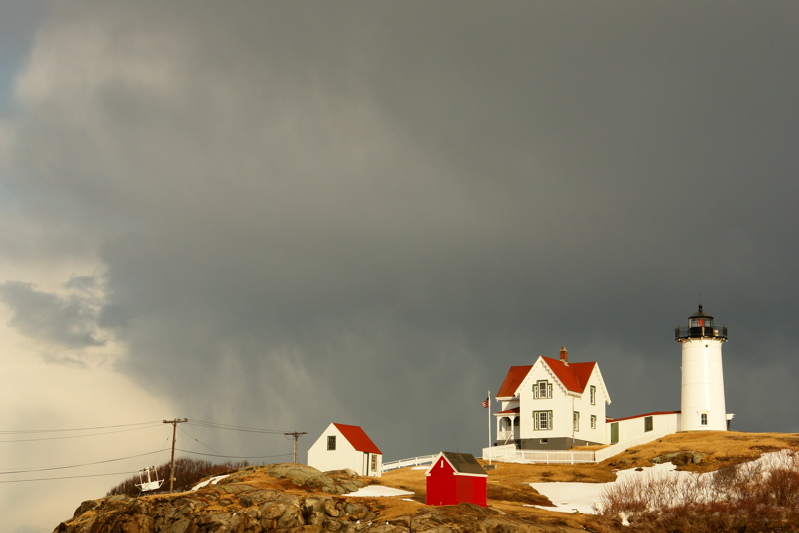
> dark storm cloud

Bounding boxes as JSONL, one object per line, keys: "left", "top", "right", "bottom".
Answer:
{"left": 0, "top": 278, "right": 105, "bottom": 352}
{"left": 3, "top": 0, "right": 799, "bottom": 463}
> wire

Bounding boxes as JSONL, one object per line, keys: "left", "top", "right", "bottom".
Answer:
{"left": 0, "top": 421, "right": 163, "bottom": 435}
{"left": 0, "top": 449, "right": 169, "bottom": 475}
{"left": 0, "top": 471, "right": 139, "bottom": 484}
{"left": 178, "top": 425, "right": 224, "bottom": 456}
{"left": 0, "top": 423, "right": 165, "bottom": 443}
{"left": 187, "top": 420, "right": 292, "bottom": 435}
{"left": 176, "top": 448, "right": 293, "bottom": 460}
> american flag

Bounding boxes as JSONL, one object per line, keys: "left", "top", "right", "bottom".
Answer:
{"left": 482, "top": 396, "right": 490, "bottom": 408}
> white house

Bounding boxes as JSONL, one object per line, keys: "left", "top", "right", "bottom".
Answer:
{"left": 488, "top": 306, "right": 733, "bottom": 458}
{"left": 307, "top": 423, "right": 383, "bottom": 477}
{"left": 494, "top": 347, "right": 611, "bottom": 450}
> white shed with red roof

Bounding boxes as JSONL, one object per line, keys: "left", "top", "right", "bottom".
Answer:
{"left": 307, "top": 423, "right": 383, "bottom": 477}
{"left": 494, "top": 347, "right": 611, "bottom": 450}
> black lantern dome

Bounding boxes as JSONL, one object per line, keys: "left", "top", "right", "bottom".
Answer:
{"left": 675, "top": 305, "right": 728, "bottom": 341}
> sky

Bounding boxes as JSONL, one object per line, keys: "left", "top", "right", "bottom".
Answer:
{"left": 1, "top": 1, "right": 798, "bottom": 531}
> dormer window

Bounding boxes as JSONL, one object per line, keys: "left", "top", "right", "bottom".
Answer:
{"left": 533, "top": 380, "right": 552, "bottom": 399}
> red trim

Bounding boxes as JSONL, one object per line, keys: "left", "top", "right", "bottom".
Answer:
{"left": 332, "top": 423, "right": 382, "bottom": 454}
{"left": 607, "top": 411, "right": 680, "bottom": 423}
{"left": 494, "top": 407, "right": 521, "bottom": 415}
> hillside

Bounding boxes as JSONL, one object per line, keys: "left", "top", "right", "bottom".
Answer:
{"left": 379, "top": 431, "right": 799, "bottom": 528}
{"left": 54, "top": 431, "right": 799, "bottom": 533}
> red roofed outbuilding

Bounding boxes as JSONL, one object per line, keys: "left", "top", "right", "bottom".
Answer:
{"left": 425, "top": 452, "right": 487, "bottom": 507}
{"left": 494, "top": 347, "right": 611, "bottom": 450}
{"left": 307, "top": 423, "right": 383, "bottom": 476}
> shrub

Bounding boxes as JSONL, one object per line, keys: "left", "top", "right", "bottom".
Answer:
{"left": 598, "top": 451, "right": 799, "bottom": 532}
{"left": 107, "top": 457, "right": 249, "bottom": 496}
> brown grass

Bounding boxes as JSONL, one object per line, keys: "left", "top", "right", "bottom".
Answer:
{"left": 133, "top": 431, "right": 799, "bottom": 532}
{"left": 599, "top": 431, "right": 799, "bottom": 472}
{"left": 379, "top": 431, "right": 799, "bottom": 529}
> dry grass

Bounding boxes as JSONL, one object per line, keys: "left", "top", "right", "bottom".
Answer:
{"left": 599, "top": 431, "right": 799, "bottom": 472}
{"left": 134, "top": 431, "right": 799, "bottom": 532}
{"left": 378, "top": 431, "right": 799, "bottom": 530}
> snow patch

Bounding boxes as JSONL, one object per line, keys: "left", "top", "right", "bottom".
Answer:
{"left": 530, "top": 450, "right": 797, "bottom": 515}
{"left": 191, "top": 474, "right": 230, "bottom": 491}
{"left": 344, "top": 485, "right": 415, "bottom": 497}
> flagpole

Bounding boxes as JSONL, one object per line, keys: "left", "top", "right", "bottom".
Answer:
{"left": 487, "top": 389, "right": 492, "bottom": 465}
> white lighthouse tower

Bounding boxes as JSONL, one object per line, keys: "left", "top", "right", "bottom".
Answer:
{"left": 675, "top": 305, "right": 730, "bottom": 431}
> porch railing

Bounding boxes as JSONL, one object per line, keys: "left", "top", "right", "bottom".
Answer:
{"left": 380, "top": 454, "right": 438, "bottom": 473}
{"left": 482, "top": 427, "right": 672, "bottom": 464}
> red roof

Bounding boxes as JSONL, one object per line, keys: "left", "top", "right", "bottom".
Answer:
{"left": 496, "top": 357, "right": 598, "bottom": 398}
{"left": 541, "top": 356, "right": 596, "bottom": 394}
{"left": 494, "top": 407, "right": 521, "bottom": 415}
{"left": 496, "top": 365, "right": 532, "bottom": 398}
{"left": 332, "top": 423, "right": 382, "bottom": 454}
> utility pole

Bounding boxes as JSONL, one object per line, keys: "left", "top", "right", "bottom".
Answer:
{"left": 163, "top": 418, "right": 188, "bottom": 492}
{"left": 284, "top": 431, "right": 307, "bottom": 463}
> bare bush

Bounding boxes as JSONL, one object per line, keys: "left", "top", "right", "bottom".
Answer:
{"left": 599, "top": 451, "right": 799, "bottom": 532}
{"left": 107, "top": 457, "right": 249, "bottom": 496}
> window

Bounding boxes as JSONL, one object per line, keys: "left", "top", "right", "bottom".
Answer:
{"left": 590, "top": 386, "right": 596, "bottom": 405}
{"left": 539, "top": 439, "right": 548, "bottom": 444}
{"left": 573, "top": 411, "right": 580, "bottom": 432}
{"left": 700, "top": 413, "right": 708, "bottom": 426}
{"left": 644, "top": 416, "right": 653, "bottom": 432}
{"left": 533, "top": 410, "right": 553, "bottom": 430}
{"left": 370, "top": 454, "right": 378, "bottom": 472}
{"left": 533, "top": 380, "right": 552, "bottom": 399}
{"left": 327, "top": 436, "right": 336, "bottom": 451}
{"left": 590, "top": 415, "right": 597, "bottom": 429}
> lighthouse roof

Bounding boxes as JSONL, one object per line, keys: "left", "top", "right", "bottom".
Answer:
{"left": 690, "top": 305, "right": 713, "bottom": 320}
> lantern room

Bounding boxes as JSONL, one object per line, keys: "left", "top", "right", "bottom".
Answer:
{"left": 675, "top": 305, "right": 728, "bottom": 341}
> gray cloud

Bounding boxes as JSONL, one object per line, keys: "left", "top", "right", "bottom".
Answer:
{"left": 2, "top": 1, "right": 799, "bottom": 471}
{"left": 0, "top": 278, "right": 106, "bottom": 354}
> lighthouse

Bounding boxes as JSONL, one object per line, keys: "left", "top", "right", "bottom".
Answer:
{"left": 675, "top": 305, "right": 730, "bottom": 431}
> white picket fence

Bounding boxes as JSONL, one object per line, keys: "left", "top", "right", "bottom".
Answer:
{"left": 482, "top": 427, "right": 673, "bottom": 464}
{"left": 380, "top": 454, "right": 438, "bottom": 473}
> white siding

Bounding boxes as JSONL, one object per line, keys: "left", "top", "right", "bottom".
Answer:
{"left": 608, "top": 412, "right": 680, "bottom": 445}
{"left": 572, "top": 369, "right": 610, "bottom": 444}
{"left": 307, "top": 423, "right": 382, "bottom": 476}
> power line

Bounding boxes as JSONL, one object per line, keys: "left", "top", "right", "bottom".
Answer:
{"left": 176, "top": 448, "right": 293, "bottom": 460}
{"left": 178, "top": 425, "right": 224, "bottom": 456}
{"left": 187, "top": 420, "right": 291, "bottom": 435}
{"left": 0, "top": 423, "right": 164, "bottom": 443}
{"left": 0, "top": 449, "right": 169, "bottom": 475}
{"left": 0, "top": 470, "right": 139, "bottom": 484}
{"left": 0, "top": 421, "right": 163, "bottom": 435}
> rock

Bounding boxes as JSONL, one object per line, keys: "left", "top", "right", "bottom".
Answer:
{"left": 692, "top": 452, "right": 707, "bottom": 464}
{"left": 54, "top": 465, "right": 588, "bottom": 533}
{"left": 651, "top": 450, "right": 706, "bottom": 467}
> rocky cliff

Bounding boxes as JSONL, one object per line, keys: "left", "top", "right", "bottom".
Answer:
{"left": 53, "top": 463, "right": 585, "bottom": 533}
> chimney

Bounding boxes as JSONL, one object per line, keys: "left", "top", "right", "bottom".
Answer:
{"left": 559, "top": 347, "right": 568, "bottom": 365}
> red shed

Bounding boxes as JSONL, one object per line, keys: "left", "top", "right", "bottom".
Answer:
{"left": 425, "top": 452, "right": 488, "bottom": 507}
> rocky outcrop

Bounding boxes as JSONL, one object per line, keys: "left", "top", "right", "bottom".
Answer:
{"left": 650, "top": 451, "right": 706, "bottom": 466}
{"left": 53, "top": 464, "right": 585, "bottom": 533}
